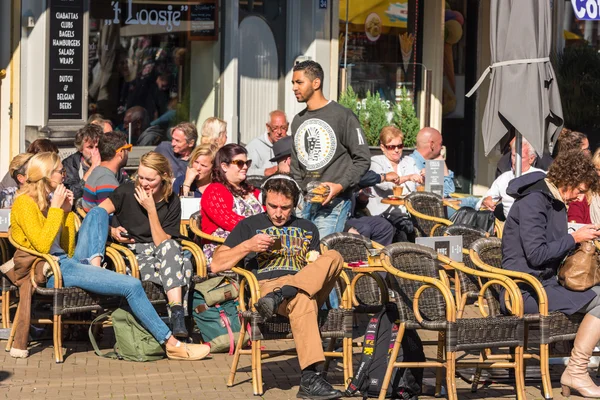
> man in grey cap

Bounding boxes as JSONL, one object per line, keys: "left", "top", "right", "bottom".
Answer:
{"left": 270, "top": 135, "right": 293, "bottom": 174}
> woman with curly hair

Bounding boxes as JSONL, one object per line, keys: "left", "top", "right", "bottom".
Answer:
{"left": 567, "top": 148, "right": 600, "bottom": 224}
{"left": 200, "top": 144, "right": 261, "bottom": 264}
{"left": 501, "top": 149, "right": 600, "bottom": 397}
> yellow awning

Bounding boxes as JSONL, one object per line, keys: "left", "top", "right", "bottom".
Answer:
{"left": 563, "top": 30, "right": 583, "bottom": 40}
{"left": 339, "top": 0, "right": 408, "bottom": 29}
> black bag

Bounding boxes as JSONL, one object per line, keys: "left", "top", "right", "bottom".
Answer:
{"left": 345, "top": 303, "right": 424, "bottom": 399}
{"left": 449, "top": 207, "right": 495, "bottom": 234}
{"left": 381, "top": 207, "right": 415, "bottom": 243}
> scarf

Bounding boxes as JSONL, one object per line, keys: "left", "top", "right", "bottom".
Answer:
{"left": 590, "top": 193, "right": 600, "bottom": 225}
{"left": 544, "top": 178, "right": 564, "bottom": 204}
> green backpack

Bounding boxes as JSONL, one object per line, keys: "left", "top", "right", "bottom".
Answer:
{"left": 89, "top": 308, "right": 165, "bottom": 362}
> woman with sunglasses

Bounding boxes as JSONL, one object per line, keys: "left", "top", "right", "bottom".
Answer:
{"left": 366, "top": 126, "right": 423, "bottom": 216}
{"left": 200, "top": 144, "right": 262, "bottom": 265}
{"left": 10, "top": 152, "right": 210, "bottom": 360}
{"left": 100, "top": 152, "right": 196, "bottom": 340}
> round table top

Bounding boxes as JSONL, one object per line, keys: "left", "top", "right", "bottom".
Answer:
{"left": 380, "top": 197, "right": 405, "bottom": 206}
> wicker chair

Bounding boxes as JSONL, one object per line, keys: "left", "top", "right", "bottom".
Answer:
{"left": 470, "top": 237, "right": 587, "bottom": 400}
{"left": 442, "top": 225, "right": 493, "bottom": 318}
{"left": 405, "top": 192, "right": 452, "bottom": 237}
{"left": 188, "top": 211, "right": 226, "bottom": 245}
{"left": 320, "top": 232, "right": 388, "bottom": 310}
{"left": 245, "top": 175, "right": 266, "bottom": 189}
{"left": 6, "top": 229, "right": 125, "bottom": 363}
{"left": 0, "top": 236, "right": 17, "bottom": 328}
{"left": 226, "top": 266, "right": 354, "bottom": 396}
{"left": 378, "top": 242, "right": 526, "bottom": 400}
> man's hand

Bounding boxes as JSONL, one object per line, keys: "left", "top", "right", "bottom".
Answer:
{"left": 384, "top": 172, "right": 399, "bottom": 183}
{"left": 110, "top": 226, "right": 135, "bottom": 244}
{"left": 482, "top": 196, "right": 497, "bottom": 211}
{"left": 572, "top": 224, "right": 600, "bottom": 243}
{"left": 244, "top": 233, "right": 274, "bottom": 253}
{"left": 83, "top": 149, "right": 101, "bottom": 181}
{"left": 321, "top": 182, "right": 344, "bottom": 206}
{"left": 264, "top": 166, "right": 278, "bottom": 177}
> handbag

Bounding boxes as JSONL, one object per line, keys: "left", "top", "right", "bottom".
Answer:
{"left": 558, "top": 241, "right": 600, "bottom": 291}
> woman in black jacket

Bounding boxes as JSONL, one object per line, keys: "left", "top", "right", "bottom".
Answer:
{"left": 502, "top": 149, "right": 600, "bottom": 397}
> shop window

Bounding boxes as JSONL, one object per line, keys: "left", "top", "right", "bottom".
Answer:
{"left": 339, "top": 0, "right": 420, "bottom": 111}
{"left": 88, "top": 0, "right": 218, "bottom": 145}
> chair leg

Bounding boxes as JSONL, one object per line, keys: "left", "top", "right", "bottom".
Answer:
{"left": 446, "top": 351, "right": 457, "bottom": 400}
{"left": 435, "top": 331, "right": 445, "bottom": 397}
{"left": 539, "top": 343, "right": 553, "bottom": 399}
{"left": 514, "top": 345, "right": 527, "bottom": 400}
{"left": 1, "top": 291, "right": 8, "bottom": 329}
{"left": 470, "top": 351, "right": 485, "bottom": 393}
{"left": 5, "top": 300, "right": 19, "bottom": 351}
{"left": 53, "top": 315, "right": 63, "bottom": 363}
{"left": 227, "top": 321, "right": 247, "bottom": 387}
{"left": 322, "top": 338, "right": 336, "bottom": 378}
{"left": 378, "top": 323, "right": 405, "bottom": 400}
{"left": 254, "top": 339, "right": 263, "bottom": 396}
{"left": 344, "top": 336, "right": 353, "bottom": 387}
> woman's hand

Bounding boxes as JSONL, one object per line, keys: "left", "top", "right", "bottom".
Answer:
{"left": 50, "top": 184, "right": 68, "bottom": 209}
{"left": 61, "top": 189, "right": 74, "bottom": 213}
{"left": 134, "top": 186, "right": 156, "bottom": 213}
{"left": 110, "top": 226, "right": 135, "bottom": 244}
{"left": 184, "top": 167, "right": 199, "bottom": 186}
{"left": 572, "top": 224, "right": 600, "bottom": 243}
{"left": 408, "top": 173, "right": 423, "bottom": 184}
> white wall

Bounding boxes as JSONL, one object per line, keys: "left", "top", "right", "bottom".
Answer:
{"left": 0, "top": 0, "right": 12, "bottom": 176}
{"left": 190, "top": 41, "right": 220, "bottom": 128}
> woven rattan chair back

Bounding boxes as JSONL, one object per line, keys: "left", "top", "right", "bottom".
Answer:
{"left": 406, "top": 192, "right": 446, "bottom": 237}
{"left": 383, "top": 243, "right": 446, "bottom": 324}
{"left": 321, "top": 232, "right": 382, "bottom": 306}
{"left": 245, "top": 175, "right": 266, "bottom": 189}
{"left": 471, "top": 237, "right": 503, "bottom": 269}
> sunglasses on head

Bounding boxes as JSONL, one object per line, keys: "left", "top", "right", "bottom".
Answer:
{"left": 384, "top": 144, "right": 404, "bottom": 151}
{"left": 230, "top": 159, "right": 252, "bottom": 169}
{"left": 116, "top": 143, "right": 133, "bottom": 153}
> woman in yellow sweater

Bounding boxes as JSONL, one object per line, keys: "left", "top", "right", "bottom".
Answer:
{"left": 10, "top": 152, "right": 210, "bottom": 361}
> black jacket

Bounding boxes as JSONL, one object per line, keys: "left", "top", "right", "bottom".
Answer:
{"left": 501, "top": 172, "right": 594, "bottom": 315}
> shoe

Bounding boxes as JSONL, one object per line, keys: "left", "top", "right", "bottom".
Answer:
{"left": 561, "top": 314, "right": 600, "bottom": 398}
{"left": 254, "top": 288, "right": 284, "bottom": 321}
{"left": 170, "top": 307, "right": 188, "bottom": 338}
{"left": 297, "top": 372, "right": 343, "bottom": 399}
{"left": 10, "top": 347, "right": 29, "bottom": 359}
{"left": 165, "top": 342, "right": 210, "bottom": 361}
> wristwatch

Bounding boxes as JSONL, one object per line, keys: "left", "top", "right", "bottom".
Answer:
{"left": 380, "top": 173, "right": 386, "bottom": 183}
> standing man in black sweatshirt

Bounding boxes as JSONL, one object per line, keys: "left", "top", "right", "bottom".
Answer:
{"left": 290, "top": 60, "right": 370, "bottom": 239}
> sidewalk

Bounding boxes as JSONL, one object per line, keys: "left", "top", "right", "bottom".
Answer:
{"left": 0, "top": 307, "right": 581, "bottom": 399}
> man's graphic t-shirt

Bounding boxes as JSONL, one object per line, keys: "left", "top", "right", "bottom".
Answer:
{"left": 224, "top": 213, "right": 320, "bottom": 280}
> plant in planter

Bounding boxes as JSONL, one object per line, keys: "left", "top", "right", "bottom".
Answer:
{"left": 338, "top": 86, "right": 419, "bottom": 147}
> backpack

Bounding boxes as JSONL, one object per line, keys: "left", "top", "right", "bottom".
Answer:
{"left": 192, "top": 276, "right": 243, "bottom": 354}
{"left": 345, "top": 303, "right": 424, "bottom": 399}
{"left": 88, "top": 307, "right": 165, "bottom": 362}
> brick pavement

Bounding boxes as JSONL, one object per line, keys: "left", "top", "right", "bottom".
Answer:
{"left": 0, "top": 307, "right": 587, "bottom": 399}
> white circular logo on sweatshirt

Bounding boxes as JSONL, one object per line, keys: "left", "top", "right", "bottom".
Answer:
{"left": 294, "top": 119, "right": 337, "bottom": 171}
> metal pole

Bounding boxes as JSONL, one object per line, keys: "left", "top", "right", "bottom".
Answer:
{"left": 514, "top": 127, "right": 522, "bottom": 177}
{"left": 424, "top": 69, "right": 432, "bottom": 127}
{"left": 344, "top": 0, "right": 349, "bottom": 70}
{"left": 128, "top": 123, "right": 132, "bottom": 144}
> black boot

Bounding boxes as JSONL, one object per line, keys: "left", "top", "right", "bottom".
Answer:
{"left": 254, "top": 288, "right": 285, "bottom": 321}
{"left": 297, "top": 372, "right": 343, "bottom": 399}
{"left": 170, "top": 306, "right": 188, "bottom": 338}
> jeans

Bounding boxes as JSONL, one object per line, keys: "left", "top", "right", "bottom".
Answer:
{"left": 300, "top": 198, "right": 351, "bottom": 309}
{"left": 48, "top": 207, "right": 172, "bottom": 343}
{"left": 447, "top": 196, "right": 480, "bottom": 218}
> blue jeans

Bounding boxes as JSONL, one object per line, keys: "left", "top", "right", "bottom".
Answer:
{"left": 48, "top": 207, "right": 172, "bottom": 343}
{"left": 300, "top": 198, "right": 351, "bottom": 309}
{"left": 446, "top": 196, "right": 480, "bottom": 218}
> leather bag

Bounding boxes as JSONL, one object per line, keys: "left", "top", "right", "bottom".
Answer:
{"left": 558, "top": 241, "right": 600, "bottom": 291}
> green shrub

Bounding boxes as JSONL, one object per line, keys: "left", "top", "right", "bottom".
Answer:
{"left": 338, "top": 86, "right": 420, "bottom": 147}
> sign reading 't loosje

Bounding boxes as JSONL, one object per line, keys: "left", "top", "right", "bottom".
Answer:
{"left": 571, "top": 0, "right": 600, "bottom": 20}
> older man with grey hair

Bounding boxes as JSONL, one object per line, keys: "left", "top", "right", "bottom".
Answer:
{"left": 245, "top": 110, "right": 289, "bottom": 176}
{"left": 478, "top": 137, "right": 544, "bottom": 218}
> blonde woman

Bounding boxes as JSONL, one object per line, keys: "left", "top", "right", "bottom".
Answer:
{"left": 100, "top": 152, "right": 194, "bottom": 339}
{"left": 173, "top": 143, "right": 217, "bottom": 198}
{"left": 200, "top": 117, "right": 227, "bottom": 148}
{"left": 10, "top": 152, "right": 209, "bottom": 360}
{"left": 568, "top": 148, "right": 600, "bottom": 224}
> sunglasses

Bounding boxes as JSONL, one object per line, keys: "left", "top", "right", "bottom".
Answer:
{"left": 230, "top": 159, "right": 252, "bottom": 169}
{"left": 116, "top": 143, "right": 133, "bottom": 153}
{"left": 384, "top": 144, "right": 404, "bottom": 151}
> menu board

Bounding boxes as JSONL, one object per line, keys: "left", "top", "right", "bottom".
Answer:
{"left": 48, "top": 0, "right": 84, "bottom": 120}
{"left": 425, "top": 160, "right": 444, "bottom": 197}
{"left": 188, "top": 1, "right": 218, "bottom": 41}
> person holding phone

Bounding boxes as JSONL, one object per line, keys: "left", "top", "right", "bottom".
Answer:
{"left": 211, "top": 175, "right": 344, "bottom": 400}
{"left": 200, "top": 144, "right": 262, "bottom": 265}
{"left": 99, "top": 152, "right": 194, "bottom": 339}
{"left": 10, "top": 152, "right": 210, "bottom": 361}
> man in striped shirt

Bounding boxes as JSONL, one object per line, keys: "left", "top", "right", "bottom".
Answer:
{"left": 81, "top": 132, "right": 131, "bottom": 212}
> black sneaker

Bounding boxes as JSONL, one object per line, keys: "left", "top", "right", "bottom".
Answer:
{"left": 254, "top": 288, "right": 285, "bottom": 321}
{"left": 297, "top": 373, "right": 343, "bottom": 399}
{"left": 171, "top": 307, "right": 188, "bottom": 338}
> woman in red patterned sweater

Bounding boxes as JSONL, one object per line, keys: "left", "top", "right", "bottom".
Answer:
{"left": 201, "top": 144, "right": 262, "bottom": 265}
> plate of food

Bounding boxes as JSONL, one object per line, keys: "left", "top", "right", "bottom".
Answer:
{"left": 387, "top": 195, "right": 406, "bottom": 200}
{"left": 306, "top": 182, "right": 331, "bottom": 203}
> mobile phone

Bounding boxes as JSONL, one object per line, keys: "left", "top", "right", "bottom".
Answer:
{"left": 120, "top": 231, "right": 131, "bottom": 239}
{"left": 271, "top": 237, "right": 282, "bottom": 251}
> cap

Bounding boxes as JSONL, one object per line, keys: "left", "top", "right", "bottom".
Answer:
{"left": 269, "top": 136, "right": 293, "bottom": 162}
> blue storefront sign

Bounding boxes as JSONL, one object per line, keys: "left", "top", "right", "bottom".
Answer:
{"left": 571, "top": 0, "right": 600, "bottom": 20}
{"left": 319, "top": 0, "right": 327, "bottom": 9}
